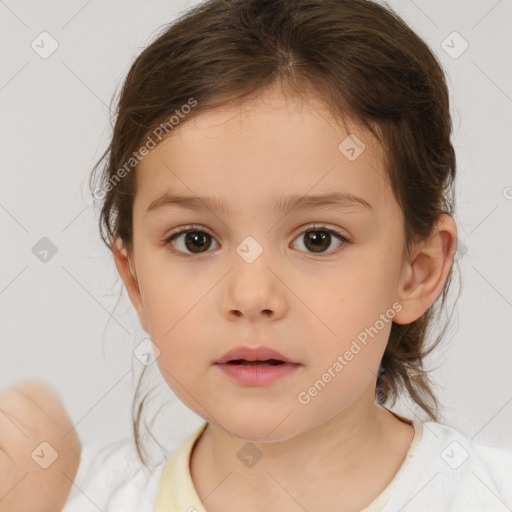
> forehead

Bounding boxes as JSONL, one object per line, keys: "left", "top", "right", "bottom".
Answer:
{"left": 135, "top": 89, "right": 394, "bottom": 216}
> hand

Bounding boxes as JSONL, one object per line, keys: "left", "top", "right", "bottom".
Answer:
{"left": 0, "top": 380, "right": 81, "bottom": 512}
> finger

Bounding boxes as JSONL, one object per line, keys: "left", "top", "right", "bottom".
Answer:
{"left": 0, "top": 391, "right": 36, "bottom": 438}
{"left": 8, "top": 380, "right": 71, "bottom": 430}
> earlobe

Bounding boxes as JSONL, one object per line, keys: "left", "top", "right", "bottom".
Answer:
{"left": 113, "top": 238, "right": 150, "bottom": 333}
{"left": 393, "top": 214, "right": 457, "bottom": 325}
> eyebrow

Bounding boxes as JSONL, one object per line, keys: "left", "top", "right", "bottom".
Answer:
{"left": 146, "top": 191, "right": 373, "bottom": 216}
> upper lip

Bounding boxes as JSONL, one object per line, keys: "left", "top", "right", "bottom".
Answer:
{"left": 215, "top": 346, "right": 298, "bottom": 364}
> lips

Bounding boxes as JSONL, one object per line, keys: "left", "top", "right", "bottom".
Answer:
{"left": 215, "top": 346, "right": 297, "bottom": 365}
{"left": 215, "top": 346, "right": 301, "bottom": 386}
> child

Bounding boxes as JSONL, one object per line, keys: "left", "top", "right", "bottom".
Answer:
{"left": 0, "top": 380, "right": 81, "bottom": 512}
{"left": 60, "top": 0, "right": 511, "bottom": 510}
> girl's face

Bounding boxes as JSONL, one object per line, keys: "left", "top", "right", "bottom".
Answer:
{"left": 119, "top": 89, "right": 418, "bottom": 441}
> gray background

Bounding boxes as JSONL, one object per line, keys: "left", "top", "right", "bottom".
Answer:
{"left": 1, "top": 0, "right": 511, "bottom": 459}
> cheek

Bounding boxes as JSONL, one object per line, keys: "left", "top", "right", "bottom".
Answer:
{"left": 306, "top": 262, "right": 393, "bottom": 338}
{"left": 145, "top": 295, "right": 204, "bottom": 370}
{"left": 136, "top": 254, "right": 191, "bottom": 330}
{"left": 297, "top": 256, "right": 396, "bottom": 376}
{"left": 143, "top": 296, "right": 217, "bottom": 387}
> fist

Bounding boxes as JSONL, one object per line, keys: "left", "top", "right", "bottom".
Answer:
{"left": 0, "top": 380, "right": 81, "bottom": 512}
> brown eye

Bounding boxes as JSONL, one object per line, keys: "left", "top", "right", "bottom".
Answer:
{"left": 166, "top": 228, "right": 219, "bottom": 255}
{"left": 292, "top": 225, "right": 349, "bottom": 254}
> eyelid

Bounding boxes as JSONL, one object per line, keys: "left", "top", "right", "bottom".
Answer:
{"left": 164, "top": 223, "right": 215, "bottom": 243}
{"left": 294, "top": 222, "right": 350, "bottom": 240}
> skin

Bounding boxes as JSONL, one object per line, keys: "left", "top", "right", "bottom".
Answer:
{"left": 0, "top": 380, "right": 81, "bottom": 512}
{"left": 114, "top": 86, "right": 457, "bottom": 511}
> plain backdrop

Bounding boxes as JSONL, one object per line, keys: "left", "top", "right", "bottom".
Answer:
{"left": 1, "top": 0, "right": 511, "bottom": 463}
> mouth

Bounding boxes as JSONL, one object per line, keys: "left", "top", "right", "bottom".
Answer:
{"left": 215, "top": 358, "right": 300, "bottom": 386}
{"left": 215, "top": 346, "right": 297, "bottom": 365}
{"left": 225, "top": 359, "right": 286, "bottom": 366}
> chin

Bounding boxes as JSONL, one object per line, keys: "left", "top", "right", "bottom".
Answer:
{"left": 218, "top": 410, "right": 298, "bottom": 443}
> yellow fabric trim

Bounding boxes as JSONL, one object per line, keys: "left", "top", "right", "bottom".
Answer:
{"left": 154, "top": 422, "right": 209, "bottom": 512}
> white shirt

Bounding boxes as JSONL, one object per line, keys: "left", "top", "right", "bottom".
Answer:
{"left": 62, "top": 412, "right": 512, "bottom": 512}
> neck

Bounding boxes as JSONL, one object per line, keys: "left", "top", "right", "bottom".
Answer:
{"left": 189, "top": 401, "right": 414, "bottom": 511}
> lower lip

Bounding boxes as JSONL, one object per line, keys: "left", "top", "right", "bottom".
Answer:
{"left": 215, "top": 362, "right": 300, "bottom": 386}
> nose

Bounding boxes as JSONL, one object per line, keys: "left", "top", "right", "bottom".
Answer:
{"left": 222, "top": 247, "right": 287, "bottom": 322}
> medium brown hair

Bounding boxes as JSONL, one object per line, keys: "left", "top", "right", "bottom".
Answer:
{"left": 90, "top": 0, "right": 460, "bottom": 466}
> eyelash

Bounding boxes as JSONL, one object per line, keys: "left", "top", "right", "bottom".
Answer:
{"left": 163, "top": 223, "right": 351, "bottom": 258}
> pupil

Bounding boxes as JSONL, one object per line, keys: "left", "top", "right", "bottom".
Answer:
{"left": 305, "top": 230, "right": 330, "bottom": 253}
{"left": 185, "top": 232, "right": 211, "bottom": 253}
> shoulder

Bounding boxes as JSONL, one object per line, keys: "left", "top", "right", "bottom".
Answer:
{"left": 425, "top": 421, "right": 512, "bottom": 484}
{"left": 62, "top": 437, "right": 166, "bottom": 512}
{"left": 385, "top": 420, "right": 512, "bottom": 512}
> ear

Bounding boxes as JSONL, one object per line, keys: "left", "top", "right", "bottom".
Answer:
{"left": 393, "top": 214, "right": 458, "bottom": 325}
{"left": 113, "top": 238, "right": 149, "bottom": 333}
